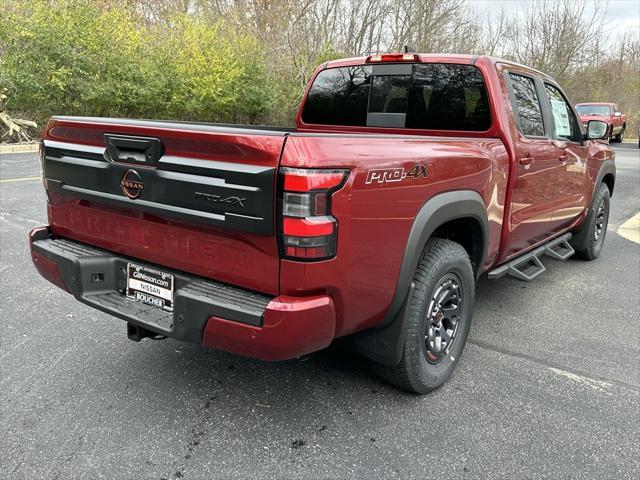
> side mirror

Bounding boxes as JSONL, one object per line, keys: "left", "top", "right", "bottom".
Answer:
{"left": 614, "top": 111, "right": 622, "bottom": 117}
{"left": 585, "top": 120, "right": 608, "bottom": 140}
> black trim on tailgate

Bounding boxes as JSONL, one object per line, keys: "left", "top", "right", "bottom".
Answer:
{"left": 43, "top": 140, "right": 275, "bottom": 234}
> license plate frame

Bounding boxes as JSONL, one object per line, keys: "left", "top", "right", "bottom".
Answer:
{"left": 126, "top": 263, "right": 174, "bottom": 312}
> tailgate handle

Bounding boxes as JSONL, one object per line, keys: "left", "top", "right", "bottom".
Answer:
{"left": 104, "top": 134, "right": 163, "bottom": 166}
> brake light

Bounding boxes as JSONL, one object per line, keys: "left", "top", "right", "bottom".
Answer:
{"left": 280, "top": 168, "right": 349, "bottom": 260}
{"left": 366, "top": 53, "right": 419, "bottom": 63}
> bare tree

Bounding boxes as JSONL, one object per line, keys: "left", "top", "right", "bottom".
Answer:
{"left": 504, "top": 0, "right": 608, "bottom": 82}
{"left": 467, "top": 7, "right": 508, "bottom": 57}
{"left": 387, "top": 0, "right": 472, "bottom": 53}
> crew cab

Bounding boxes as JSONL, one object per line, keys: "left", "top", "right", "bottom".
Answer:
{"left": 575, "top": 102, "right": 627, "bottom": 142}
{"left": 30, "top": 53, "right": 615, "bottom": 393}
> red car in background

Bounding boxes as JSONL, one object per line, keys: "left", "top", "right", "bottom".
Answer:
{"left": 576, "top": 102, "right": 627, "bottom": 142}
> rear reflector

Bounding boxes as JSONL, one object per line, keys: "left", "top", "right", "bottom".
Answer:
{"left": 285, "top": 245, "right": 331, "bottom": 258}
{"left": 31, "top": 250, "right": 69, "bottom": 292}
{"left": 280, "top": 167, "right": 348, "bottom": 261}
{"left": 285, "top": 234, "right": 334, "bottom": 258}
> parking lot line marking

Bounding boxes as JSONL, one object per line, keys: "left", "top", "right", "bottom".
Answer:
{"left": 617, "top": 212, "right": 640, "bottom": 244}
{"left": 0, "top": 176, "right": 41, "bottom": 183}
{"left": 468, "top": 338, "right": 640, "bottom": 393}
{"left": 548, "top": 368, "right": 611, "bottom": 394}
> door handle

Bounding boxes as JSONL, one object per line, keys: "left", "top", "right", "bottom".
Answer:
{"left": 519, "top": 157, "right": 534, "bottom": 166}
{"left": 559, "top": 154, "right": 568, "bottom": 162}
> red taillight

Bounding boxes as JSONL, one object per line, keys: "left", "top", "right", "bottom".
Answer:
{"left": 280, "top": 168, "right": 349, "bottom": 261}
{"left": 284, "top": 171, "right": 348, "bottom": 192}
{"left": 283, "top": 217, "right": 335, "bottom": 237}
{"left": 366, "top": 53, "right": 419, "bottom": 63}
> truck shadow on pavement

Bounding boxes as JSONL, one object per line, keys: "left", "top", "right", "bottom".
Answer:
{"left": 111, "top": 230, "right": 635, "bottom": 420}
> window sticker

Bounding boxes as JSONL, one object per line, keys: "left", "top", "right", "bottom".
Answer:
{"left": 550, "top": 97, "right": 571, "bottom": 137}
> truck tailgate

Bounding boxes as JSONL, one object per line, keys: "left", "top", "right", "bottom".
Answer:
{"left": 42, "top": 117, "right": 287, "bottom": 295}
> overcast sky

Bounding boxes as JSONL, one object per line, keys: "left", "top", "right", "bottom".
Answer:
{"left": 469, "top": 0, "right": 640, "bottom": 33}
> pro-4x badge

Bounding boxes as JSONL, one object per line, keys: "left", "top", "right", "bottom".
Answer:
{"left": 194, "top": 191, "right": 246, "bottom": 207}
{"left": 365, "top": 164, "right": 432, "bottom": 184}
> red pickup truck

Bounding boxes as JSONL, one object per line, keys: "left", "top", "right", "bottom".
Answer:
{"left": 30, "top": 53, "right": 615, "bottom": 394}
{"left": 575, "top": 102, "right": 627, "bottom": 142}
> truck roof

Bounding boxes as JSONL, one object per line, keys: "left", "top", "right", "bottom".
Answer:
{"left": 324, "top": 53, "right": 553, "bottom": 81}
{"left": 325, "top": 53, "right": 478, "bottom": 68}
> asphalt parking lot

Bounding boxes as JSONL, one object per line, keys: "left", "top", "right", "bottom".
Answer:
{"left": 1, "top": 143, "right": 639, "bottom": 479}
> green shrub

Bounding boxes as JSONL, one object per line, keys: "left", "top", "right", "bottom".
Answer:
{"left": 0, "top": 0, "right": 277, "bottom": 126}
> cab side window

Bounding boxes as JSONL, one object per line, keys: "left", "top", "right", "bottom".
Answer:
{"left": 508, "top": 73, "right": 545, "bottom": 137}
{"left": 544, "top": 83, "right": 580, "bottom": 142}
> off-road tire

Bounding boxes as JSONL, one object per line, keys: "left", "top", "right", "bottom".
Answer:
{"left": 372, "top": 238, "right": 474, "bottom": 394}
{"left": 572, "top": 183, "right": 610, "bottom": 260}
{"left": 614, "top": 126, "right": 625, "bottom": 143}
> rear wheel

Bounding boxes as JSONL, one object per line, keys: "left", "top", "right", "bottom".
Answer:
{"left": 572, "top": 183, "right": 610, "bottom": 260}
{"left": 372, "top": 238, "right": 474, "bottom": 394}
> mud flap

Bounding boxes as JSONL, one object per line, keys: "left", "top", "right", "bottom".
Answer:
{"left": 352, "top": 282, "right": 415, "bottom": 366}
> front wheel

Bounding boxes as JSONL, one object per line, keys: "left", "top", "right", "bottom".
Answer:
{"left": 372, "top": 238, "right": 474, "bottom": 394}
{"left": 614, "top": 126, "right": 625, "bottom": 143}
{"left": 572, "top": 183, "right": 610, "bottom": 260}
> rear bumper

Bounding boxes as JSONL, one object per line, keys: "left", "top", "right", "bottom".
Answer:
{"left": 29, "top": 227, "right": 336, "bottom": 360}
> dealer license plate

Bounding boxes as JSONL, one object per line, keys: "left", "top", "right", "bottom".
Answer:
{"left": 126, "top": 263, "right": 174, "bottom": 312}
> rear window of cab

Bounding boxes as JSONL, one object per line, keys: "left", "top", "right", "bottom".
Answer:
{"left": 301, "top": 63, "right": 492, "bottom": 132}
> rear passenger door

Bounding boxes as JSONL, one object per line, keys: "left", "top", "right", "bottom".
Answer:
{"left": 542, "top": 82, "right": 589, "bottom": 230}
{"left": 503, "top": 70, "right": 561, "bottom": 258}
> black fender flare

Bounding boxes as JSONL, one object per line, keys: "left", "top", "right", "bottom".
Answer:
{"left": 353, "top": 190, "right": 488, "bottom": 366}
{"left": 571, "top": 159, "right": 616, "bottom": 247}
{"left": 593, "top": 158, "right": 616, "bottom": 198}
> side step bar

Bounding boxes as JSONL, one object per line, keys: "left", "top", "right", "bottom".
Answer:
{"left": 488, "top": 233, "right": 575, "bottom": 282}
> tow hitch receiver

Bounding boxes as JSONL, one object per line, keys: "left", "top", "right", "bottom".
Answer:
{"left": 127, "top": 323, "right": 166, "bottom": 342}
